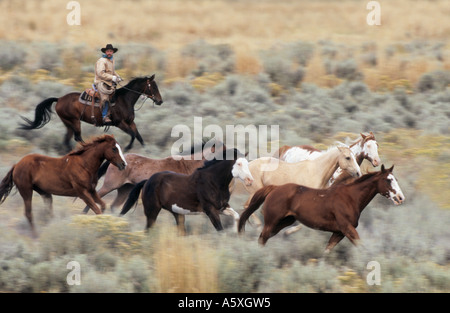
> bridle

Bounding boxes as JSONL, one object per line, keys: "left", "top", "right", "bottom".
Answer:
{"left": 117, "top": 78, "right": 158, "bottom": 104}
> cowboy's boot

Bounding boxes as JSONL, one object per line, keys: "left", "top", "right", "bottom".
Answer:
{"left": 102, "top": 101, "right": 112, "bottom": 124}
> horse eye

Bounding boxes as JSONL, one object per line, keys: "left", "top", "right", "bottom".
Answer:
{"left": 345, "top": 157, "right": 350, "bottom": 160}
{"left": 112, "top": 147, "right": 118, "bottom": 152}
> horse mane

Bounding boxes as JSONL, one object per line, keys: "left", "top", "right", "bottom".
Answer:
{"left": 198, "top": 148, "right": 241, "bottom": 170}
{"left": 114, "top": 76, "right": 151, "bottom": 97}
{"left": 67, "top": 135, "right": 112, "bottom": 156}
{"left": 349, "top": 169, "right": 382, "bottom": 185}
{"left": 342, "top": 132, "right": 376, "bottom": 147}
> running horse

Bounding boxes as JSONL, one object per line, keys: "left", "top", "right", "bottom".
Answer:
{"left": 0, "top": 135, "right": 127, "bottom": 236}
{"left": 275, "top": 132, "right": 381, "bottom": 185}
{"left": 19, "top": 75, "right": 163, "bottom": 152}
{"left": 232, "top": 146, "right": 362, "bottom": 227}
{"left": 120, "top": 148, "right": 254, "bottom": 234}
{"left": 238, "top": 165, "right": 405, "bottom": 252}
{"left": 82, "top": 139, "right": 226, "bottom": 214}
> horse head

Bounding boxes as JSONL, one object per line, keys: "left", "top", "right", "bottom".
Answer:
{"left": 378, "top": 164, "right": 405, "bottom": 205}
{"left": 102, "top": 135, "right": 127, "bottom": 171}
{"left": 145, "top": 74, "right": 163, "bottom": 105}
{"left": 232, "top": 157, "right": 254, "bottom": 186}
{"left": 337, "top": 146, "right": 362, "bottom": 178}
{"left": 360, "top": 132, "right": 381, "bottom": 167}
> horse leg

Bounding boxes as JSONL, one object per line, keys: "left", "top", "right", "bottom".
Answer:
{"left": 60, "top": 117, "right": 83, "bottom": 152}
{"left": 221, "top": 206, "right": 240, "bottom": 232}
{"left": 79, "top": 190, "right": 102, "bottom": 214}
{"left": 271, "top": 216, "right": 296, "bottom": 237}
{"left": 117, "top": 121, "right": 136, "bottom": 151}
{"left": 171, "top": 212, "right": 186, "bottom": 236}
{"left": 91, "top": 191, "right": 107, "bottom": 213}
{"left": 144, "top": 204, "right": 162, "bottom": 231}
{"left": 18, "top": 188, "right": 36, "bottom": 237}
{"left": 203, "top": 206, "right": 223, "bottom": 231}
{"left": 283, "top": 222, "right": 302, "bottom": 237}
{"left": 128, "top": 121, "right": 144, "bottom": 146}
{"left": 324, "top": 232, "right": 345, "bottom": 254}
{"left": 110, "top": 184, "right": 135, "bottom": 212}
{"left": 335, "top": 214, "right": 361, "bottom": 247}
{"left": 34, "top": 186, "right": 54, "bottom": 219}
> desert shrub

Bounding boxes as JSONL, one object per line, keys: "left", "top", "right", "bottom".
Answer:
{"left": 115, "top": 42, "right": 166, "bottom": 77}
{"left": 0, "top": 40, "right": 27, "bottom": 71}
{"left": 32, "top": 42, "right": 63, "bottom": 73}
{"left": 116, "top": 255, "right": 155, "bottom": 293}
{"left": 258, "top": 260, "right": 342, "bottom": 292}
{"left": 32, "top": 80, "right": 73, "bottom": 99}
{"left": 260, "top": 49, "right": 305, "bottom": 88}
{"left": 0, "top": 258, "right": 33, "bottom": 292}
{"left": 416, "top": 70, "right": 450, "bottom": 92}
{"left": 182, "top": 40, "right": 235, "bottom": 76}
{"left": 331, "top": 59, "right": 363, "bottom": 81}
{"left": 218, "top": 238, "right": 275, "bottom": 293}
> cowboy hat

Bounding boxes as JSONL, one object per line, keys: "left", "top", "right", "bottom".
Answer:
{"left": 101, "top": 44, "right": 118, "bottom": 53}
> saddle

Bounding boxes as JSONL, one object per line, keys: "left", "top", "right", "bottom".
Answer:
{"left": 79, "top": 87, "right": 100, "bottom": 107}
{"left": 78, "top": 85, "right": 116, "bottom": 107}
{"left": 79, "top": 85, "right": 116, "bottom": 126}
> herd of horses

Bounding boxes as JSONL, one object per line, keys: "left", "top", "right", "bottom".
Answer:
{"left": 0, "top": 75, "right": 405, "bottom": 252}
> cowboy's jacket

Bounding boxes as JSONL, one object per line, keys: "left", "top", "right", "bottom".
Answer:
{"left": 94, "top": 57, "right": 118, "bottom": 87}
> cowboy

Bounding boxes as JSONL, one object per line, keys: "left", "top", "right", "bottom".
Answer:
{"left": 94, "top": 44, "right": 123, "bottom": 124}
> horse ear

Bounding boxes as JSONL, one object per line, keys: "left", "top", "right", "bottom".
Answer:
{"left": 360, "top": 133, "right": 367, "bottom": 139}
{"left": 381, "top": 164, "right": 385, "bottom": 172}
{"left": 388, "top": 164, "right": 394, "bottom": 172}
{"left": 149, "top": 74, "right": 155, "bottom": 81}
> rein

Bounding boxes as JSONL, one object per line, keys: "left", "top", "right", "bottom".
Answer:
{"left": 117, "top": 80, "right": 157, "bottom": 103}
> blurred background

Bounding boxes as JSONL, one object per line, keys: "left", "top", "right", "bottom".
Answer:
{"left": 0, "top": 0, "right": 448, "bottom": 292}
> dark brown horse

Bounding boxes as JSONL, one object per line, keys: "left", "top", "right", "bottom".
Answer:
{"left": 0, "top": 135, "right": 127, "bottom": 236}
{"left": 82, "top": 139, "right": 225, "bottom": 214}
{"left": 19, "top": 75, "right": 163, "bottom": 152}
{"left": 120, "top": 148, "right": 254, "bottom": 234}
{"left": 238, "top": 165, "right": 405, "bottom": 252}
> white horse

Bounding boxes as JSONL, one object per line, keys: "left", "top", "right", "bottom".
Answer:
{"left": 276, "top": 132, "right": 380, "bottom": 185}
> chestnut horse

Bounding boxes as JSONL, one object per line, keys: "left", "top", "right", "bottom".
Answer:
{"left": 82, "top": 139, "right": 225, "bottom": 214}
{"left": 238, "top": 165, "right": 405, "bottom": 252}
{"left": 120, "top": 148, "right": 254, "bottom": 234}
{"left": 0, "top": 135, "right": 127, "bottom": 236}
{"left": 232, "top": 146, "right": 361, "bottom": 227}
{"left": 19, "top": 75, "right": 163, "bottom": 152}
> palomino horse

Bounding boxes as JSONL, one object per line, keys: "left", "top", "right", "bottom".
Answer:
{"left": 82, "top": 140, "right": 225, "bottom": 214}
{"left": 275, "top": 132, "right": 380, "bottom": 185}
{"left": 120, "top": 148, "right": 254, "bottom": 234}
{"left": 19, "top": 75, "right": 163, "bottom": 152}
{"left": 233, "top": 146, "right": 361, "bottom": 213}
{"left": 0, "top": 135, "right": 127, "bottom": 236}
{"left": 238, "top": 165, "right": 405, "bottom": 252}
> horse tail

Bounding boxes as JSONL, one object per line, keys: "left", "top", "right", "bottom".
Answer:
{"left": 119, "top": 179, "right": 147, "bottom": 216}
{"left": 238, "top": 185, "right": 278, "bottom": 233}
{"left": 19, "top": 97, "right": 58, "bottom": 130}
{"left": 0, "top": 166, "right": 15, "bottom": 205}
{"left": 97, "top": 161, "right": 110, "bottom": 179}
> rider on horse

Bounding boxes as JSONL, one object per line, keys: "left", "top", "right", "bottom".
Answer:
{"left": 94, "top": 44, "right": 123, "bottom": 124}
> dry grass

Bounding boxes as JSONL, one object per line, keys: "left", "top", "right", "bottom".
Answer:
{"left": 1, "top": 0, "right": 449, "bottom": 88}
{"left": 153, "top": 227, "right": 218, "bottom": 292}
